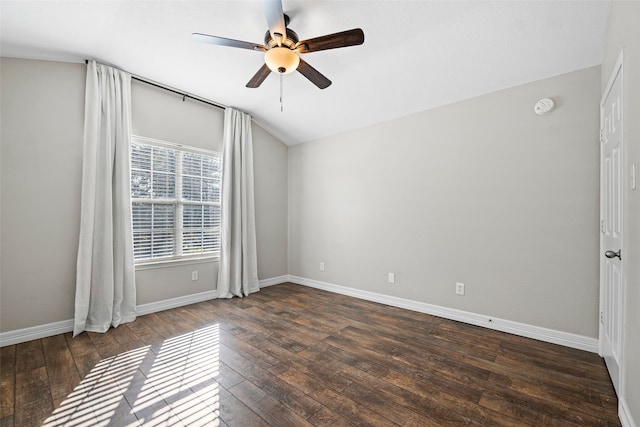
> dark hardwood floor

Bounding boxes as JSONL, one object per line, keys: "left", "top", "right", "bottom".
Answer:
{"left": 0, "top": 283, "right": 620, "bottom": 426}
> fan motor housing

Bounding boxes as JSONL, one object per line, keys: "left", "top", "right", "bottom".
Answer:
{"left": 264, "top": 28, "right": 299, "bottom": 49}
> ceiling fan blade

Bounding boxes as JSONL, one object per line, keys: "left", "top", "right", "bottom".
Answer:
{"left": 246, "top": 64, "right": 272, "bottom": 88}
{"left": 192, "top": 33, "right": 266, "bottom": 51}
{"left": 262, "top": 0, "right": 287, "bottom": 44}
{"left": 296, "top": 28, "right": 364, "bottom": 53}
{"left": 297, "top": 58, "right": 331, "bottom": 89}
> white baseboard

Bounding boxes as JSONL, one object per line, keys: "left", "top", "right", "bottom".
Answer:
{"left": 620, "top": 397, "right": 637, "bottom": 427}
{"left": 0, "top": 275, "right": 599, "bottom": 354}
{"left": 0, "top": 274, "right": 291, "bottom": 347}
{"left": 259, "top": 275, "right": 290, "bottom": 288}
{"left": 136, "top": 290, "right": 218, "bottom": 316}
{"left": 287, "top": 275, "right": 599, "bottom": 353}
{"left": 0, "top": 319, "right": 75, "bottom": 347}
{"left": 0, "top": 289, "right": 219, "bottom": 347}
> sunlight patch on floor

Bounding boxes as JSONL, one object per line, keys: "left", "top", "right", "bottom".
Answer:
{"left": 42, "top": 324, "right": 221, "bottom": 426}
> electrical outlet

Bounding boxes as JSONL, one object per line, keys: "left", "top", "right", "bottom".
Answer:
{"left": 320, "top": 262, "right": 325, "bottom": 272}
{"left": 192, "top": 271, "right": 198, "bottom": 281}
{"left": 388, "top": 272, "right": 395, "bottom": 284}
{"left": 455, "top": 282, "right": 465, "bottom": 295}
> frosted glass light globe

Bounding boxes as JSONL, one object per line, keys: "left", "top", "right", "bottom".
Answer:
{"left": 264, "top": 47, "right": 300, "bottom": 74}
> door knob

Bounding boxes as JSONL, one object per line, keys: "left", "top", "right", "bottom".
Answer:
{"left": 605, "top": 250, "right": 622, "bottom": 260}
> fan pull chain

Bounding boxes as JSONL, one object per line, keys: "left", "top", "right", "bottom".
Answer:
{"left": 279, "top": 74, "right": 284, "bottom": 112}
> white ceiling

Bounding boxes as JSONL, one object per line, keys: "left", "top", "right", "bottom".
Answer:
{"left": 1, "top": 0, "right": 611, "bottom": 145}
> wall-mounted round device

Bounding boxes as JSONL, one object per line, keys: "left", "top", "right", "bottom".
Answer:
{"left": 534, "top": 98, "right": 555, "bottom": 115}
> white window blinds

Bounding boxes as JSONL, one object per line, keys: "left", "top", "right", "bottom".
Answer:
{"left": 131, "top": 137, "right": 221, "bottom": 261}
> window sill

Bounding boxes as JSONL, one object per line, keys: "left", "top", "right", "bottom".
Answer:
{"left": 135, "top": 255, "right": 219, "bottom": 271}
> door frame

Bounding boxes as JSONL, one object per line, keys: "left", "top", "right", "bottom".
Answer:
{"left": 599, "top": 48, "right": 625, "bottom": 397}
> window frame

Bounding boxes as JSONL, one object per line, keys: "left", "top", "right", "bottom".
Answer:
{"left": 130, "top": 135, "right": 222, "bottom": 266}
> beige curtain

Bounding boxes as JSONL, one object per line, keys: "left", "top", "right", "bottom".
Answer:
{"left": 74, "top": 60, "right": 136, "bottom": 336}
{"left": 217, "top": 107, "right": 259, "bottom": 298}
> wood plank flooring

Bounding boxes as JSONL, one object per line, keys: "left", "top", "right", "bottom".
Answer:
{"left": 0, "top": 283, "right": 620, "bottom": 426}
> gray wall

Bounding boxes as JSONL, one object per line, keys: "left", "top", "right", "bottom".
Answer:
{"left": 289, "top": 66, "right": 601, "bottom": 338}
{"left": 0, "top": 57, "right": 288, "bottom": 332}
{"left": 131, "top": 77, "right": 223, "bottom": 303}
{"left": 1, "top": 59, "right": 84, "bottom": 331}
{"left": 253, "top": 124, "right": 289, "bottom": 280}
{"left": 602, "top": 1, "right": 640, "bottom": 423}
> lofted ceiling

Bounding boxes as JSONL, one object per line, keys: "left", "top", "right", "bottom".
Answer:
{"left": 1, "top": 0, "right": 611, "bottom": 145}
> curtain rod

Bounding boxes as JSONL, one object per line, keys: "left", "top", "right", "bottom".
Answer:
{"left": 132, "top": 76, "right": 225, "bottom": 110}
{"left": 85, "top": 60, "right": 226, "bottom": 111}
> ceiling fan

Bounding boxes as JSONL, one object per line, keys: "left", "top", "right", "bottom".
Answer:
{"left": 192, "top": 0, "right": 364, "bottom": 89}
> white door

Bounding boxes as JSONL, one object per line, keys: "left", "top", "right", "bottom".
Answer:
{"left": 600, "top": 53, "right": 624, "bottom": 395}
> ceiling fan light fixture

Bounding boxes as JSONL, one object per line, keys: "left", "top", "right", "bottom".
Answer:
{"left": 264, "top": 47, "right": 299, "bottom": 74}
{"left": 193, "top": 1, "right": 364, "bottom": 89}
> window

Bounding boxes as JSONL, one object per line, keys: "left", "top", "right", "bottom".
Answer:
{"left": 130, "top": 137, "right": 221, "bottom": 262}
